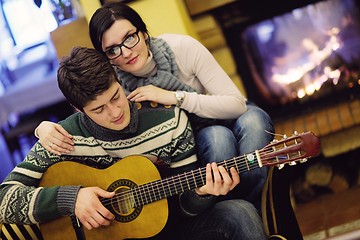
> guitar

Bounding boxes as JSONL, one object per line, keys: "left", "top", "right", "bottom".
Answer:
{"left": 39, "top": 131, "right": 320, "bottom": 240}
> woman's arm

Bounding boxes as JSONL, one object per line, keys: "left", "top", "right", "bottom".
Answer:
{"left": 162, "top": 34, "right": 247, "bottom": 119}
{"left": 35, "top": 121, "right": 74, "bottom": 155}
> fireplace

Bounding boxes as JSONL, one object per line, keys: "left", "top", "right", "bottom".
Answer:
{"left": 212, "top": 0, "right": 360, "bottom": 122}
{"left": 201, "top": 0, "right": 360, "bottom": 182}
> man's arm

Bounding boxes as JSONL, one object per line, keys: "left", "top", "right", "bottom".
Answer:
{"left": 166, "top": 109, "right": 240, "bottom": 217}
{"left": 162, "top": 108, "right": 217, "bottom": 217}
{"left": 0, "top": 142, "right": 80, "bottom": 225}
{"left": 170, "top": 162, "right": 218, "bottom": 217}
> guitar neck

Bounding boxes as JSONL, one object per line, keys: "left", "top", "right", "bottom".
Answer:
{"left": 131, "top": 152, "right": 260, "bottom": 207}
{"left": 103, "top": 131, "right": 321, "bottom": 209}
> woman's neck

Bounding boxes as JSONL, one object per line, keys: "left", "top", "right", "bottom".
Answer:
{"left": 130, "top": 50, "right": 157, "bottom": 77}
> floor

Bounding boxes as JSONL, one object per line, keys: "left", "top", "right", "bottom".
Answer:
{"left": 291, "top": 148, "right": 360, "bottom": 240}
{"left": 295, "top": 186, "right": 360, "bottom": 240}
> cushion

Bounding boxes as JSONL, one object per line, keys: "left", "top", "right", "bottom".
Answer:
{"left": 0, "top": 223, "right": 43, "bottom": 240}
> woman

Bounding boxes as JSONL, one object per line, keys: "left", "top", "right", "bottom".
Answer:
{"left": 36, "top": 2, "right": 274, "bottom": 211}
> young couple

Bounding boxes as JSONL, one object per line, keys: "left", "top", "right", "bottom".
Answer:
{"left": 0, "top": 2, "right": 273, "bottom": 239}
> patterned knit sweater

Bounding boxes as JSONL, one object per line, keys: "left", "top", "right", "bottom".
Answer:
{"left": 0, "top": 102, "right": 214, "bottom": 226}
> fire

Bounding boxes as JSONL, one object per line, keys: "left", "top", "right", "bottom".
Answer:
{"left": 271, "top": 27, "right": 342, "bottom": 98}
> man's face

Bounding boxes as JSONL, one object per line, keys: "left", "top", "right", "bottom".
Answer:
{"left": 83, "top": 81, "right": 131, "bottom": 131}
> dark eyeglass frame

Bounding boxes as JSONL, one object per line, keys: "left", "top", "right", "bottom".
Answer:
{"left": 104, "top": 29, "right": 140, "bottom": 60}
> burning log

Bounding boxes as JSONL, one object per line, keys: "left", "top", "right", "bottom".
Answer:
{"left": 292, "top": 161, "right": 352, "bottom": 203}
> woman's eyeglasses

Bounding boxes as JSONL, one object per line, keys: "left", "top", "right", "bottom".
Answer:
{"left": 104, "top": 29, "right": 140, "bottom": 60}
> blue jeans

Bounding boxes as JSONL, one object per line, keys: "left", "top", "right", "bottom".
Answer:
{"left": 196, "top": 102, "right": 274, "bottom": 211}
{"left": 172, "top": 199, "right": 267, "bottom": 240}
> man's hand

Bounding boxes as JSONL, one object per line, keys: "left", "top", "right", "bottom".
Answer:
{"left": 75, "top": 187, "right": 115, "bottom": 230}
{"left": 195, "top": 162, "right": 240, "bottom": 196}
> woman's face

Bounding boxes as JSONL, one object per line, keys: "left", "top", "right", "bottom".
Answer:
{"left": 101, "top": 19, "right": 149, "bottom": 73}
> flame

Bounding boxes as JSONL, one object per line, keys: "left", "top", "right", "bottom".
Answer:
{"left": 271, "top": 27, "right": 342, "bottom": 97}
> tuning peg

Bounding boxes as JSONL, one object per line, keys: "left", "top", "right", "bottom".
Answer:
{"left": 277, "top": 164, "right": 285, "bottom": 170}
{"left": 293, "top": 131, "right": 299, "bottom": 135}
{"left": 289, "top": 161, "right": 297, "bottom": 166}
{"left": 300, "top": 158, "right": 308, "bottom": 163}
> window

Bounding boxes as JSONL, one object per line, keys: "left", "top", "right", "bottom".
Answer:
{"left": 1, "top": 0, "right": 58, "bottom": 50}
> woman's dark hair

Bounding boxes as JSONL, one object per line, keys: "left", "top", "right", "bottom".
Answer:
{"left": 57, "top": 47, "right": 118, "bottom": 111}
{"left": 89, "top": 2, "right": 149, "bottom": 53}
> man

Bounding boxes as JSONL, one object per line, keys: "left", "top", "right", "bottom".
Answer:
{"left": 0, "top": 47, "right": 266, "bottom": 239}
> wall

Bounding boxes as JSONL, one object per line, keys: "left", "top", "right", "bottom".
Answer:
{"left": 191, "top": 14, "right": 247, "bottom": 96}
{"left": 78, "top": 0, "right": 101, "bottom": 23}
{"left": 50, "top": 17, "right": 93, "bottom": 60}
{"left": 79, "top": 0, "right": 198, "bottom": 38}
{"left": 128, "top": 0, "right": 198, "bottom": 38}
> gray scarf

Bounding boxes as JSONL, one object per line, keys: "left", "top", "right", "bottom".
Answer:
{"left": 116, "top": 37, "right": 196, "bottom": 93}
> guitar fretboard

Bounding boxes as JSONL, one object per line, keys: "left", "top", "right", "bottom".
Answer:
{"left": 130, "top": 152, "right": 261, "bottom": 207}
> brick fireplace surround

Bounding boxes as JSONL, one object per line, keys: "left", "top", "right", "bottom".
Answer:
{"left": 274, "top": 98, "right": 360, "bottom": 157}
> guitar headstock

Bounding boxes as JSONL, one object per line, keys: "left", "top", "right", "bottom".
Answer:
{"left": 260, "top": 131, "right": 321, "bottom": 169}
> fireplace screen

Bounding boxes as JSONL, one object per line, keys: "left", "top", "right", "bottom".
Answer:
{"left": 241, "top": 0, "right": 360, "bottom": 107}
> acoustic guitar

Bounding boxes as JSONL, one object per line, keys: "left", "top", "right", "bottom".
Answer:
{"left": 39, "top": 131, "right": 320, "bottom": 240}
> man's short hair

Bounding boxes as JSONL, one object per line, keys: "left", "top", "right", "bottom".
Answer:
{"left": 57, "top": 47, "right": 118, "bottom": 111}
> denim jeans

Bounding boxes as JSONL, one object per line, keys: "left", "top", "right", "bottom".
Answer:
{"left": 172, "top": 199, "right": 268, "bottom": 240}
{"left": 195, "top": 102, "right": 274, "bottom": 211}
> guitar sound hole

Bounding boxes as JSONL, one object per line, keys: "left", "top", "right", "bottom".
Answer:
{"left": 107, "top": 179, "right": 142, "bottom": 222}
{"left": 113, "top": 187, "right": 134, "bottom": 215}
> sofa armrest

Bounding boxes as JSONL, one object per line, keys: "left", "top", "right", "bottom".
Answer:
{"left": 0, "top": 223, "right": 43, "bottom": 240}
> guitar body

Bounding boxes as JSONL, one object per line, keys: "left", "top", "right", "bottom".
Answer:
{"left": 39, "top": 156, "right": 168, "bottom": 240}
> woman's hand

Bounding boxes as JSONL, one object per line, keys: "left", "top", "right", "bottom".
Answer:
{"left": 127, "top": 85, "right": 177, "bottom": 106}
{"left": 75, "top": 187, "right": 115, "bottom": 230}
{"left": 36, "top": 121, "right": 74, "bottom": 155}
{"left": 195, "top": 162, "right": 240, "bottom": 196}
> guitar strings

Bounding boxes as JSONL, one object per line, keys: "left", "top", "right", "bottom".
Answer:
{"left": 100, "top": 146, "right": 299, "bottom": 208}
{"left": 99, "top": 146, "right": 296, "bottom": 208}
